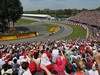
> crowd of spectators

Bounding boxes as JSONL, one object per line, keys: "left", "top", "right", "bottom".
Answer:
{"left": 69, "top": 11, "right": 100, "bottom": 27}
{"left": 0, "top": 39, "right": 100, "bottom": 75}
{"left": 0, "top": 10, "right": 100, "bottom": 75}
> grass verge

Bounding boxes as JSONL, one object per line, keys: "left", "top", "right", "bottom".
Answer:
{"left": 16, "top": 19, "right": 35, "bottom": 25}
{"left": 65, "top": 25, "right": 87, "bottom": 40}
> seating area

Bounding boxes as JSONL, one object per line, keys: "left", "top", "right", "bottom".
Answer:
{"left": 0, "top": 11, "right": 100, "bottom": 75}
{"left": 0, "top": 38, "right": 100, "bottom": 75}
{"left": 70, "top": 11, "right": 100, "bottom": 27}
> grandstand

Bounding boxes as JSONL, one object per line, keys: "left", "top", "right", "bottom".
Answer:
{"left": 23, "top": 14, "right": 55, "bottom": 20}
{"left": 69, "top": 11, "right": 100, "bottom": 27}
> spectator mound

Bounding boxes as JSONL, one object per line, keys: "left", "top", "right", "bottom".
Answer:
{"left": 70, "top": 11, "right": 100, "bottom": 27}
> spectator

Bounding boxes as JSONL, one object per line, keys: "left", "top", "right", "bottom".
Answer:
{"left": 19, "top": 62, "right": 32, "bottom": 75}
{"left": 1, "top": 63, "right": 13, "bottom": 75}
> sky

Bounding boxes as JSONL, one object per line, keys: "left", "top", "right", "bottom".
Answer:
{"left": 20, "top": 0, "right": 100, "bottom": 11}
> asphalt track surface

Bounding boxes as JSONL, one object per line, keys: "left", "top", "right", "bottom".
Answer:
{"left": 0, "top": 21, "right": 73, "bottom": 44}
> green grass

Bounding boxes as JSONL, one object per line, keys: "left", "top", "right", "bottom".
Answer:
{"left": 16, "top": 19, "right": 35, "bottom": 25}
{"left": 66, "top": 25, "right": 87, "bottom": 40}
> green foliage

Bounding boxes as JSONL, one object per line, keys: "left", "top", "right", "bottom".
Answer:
{"left": 96, "top": 7, "right": 100, "bottom": 11}
{"left": 0, "top": 0, "right": 23, "bottom": 32}
{"left": 7, "top": 0, "right": 23, "bottom": 22}
{"left": 24, "top": 6, "right": 100, "bottom": 18}
{"left": 24, "top": 9, "right": 81, "bottom": 18}
{"left": 0, "top": 0, "right": 23, "bottom": 21}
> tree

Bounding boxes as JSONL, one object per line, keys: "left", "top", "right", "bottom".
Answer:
{"left": 0, "top": 0, "right": 23, "bottom": 33}
{"left": 0, "top": 0, "right": 8, "bottom": 33}
{"left": 96, "top": 7, "right": 100, "bottom": 11}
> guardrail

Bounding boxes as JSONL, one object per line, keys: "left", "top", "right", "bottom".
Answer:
{"left": 0, "top": 32, "right": 39, "bottom": 41}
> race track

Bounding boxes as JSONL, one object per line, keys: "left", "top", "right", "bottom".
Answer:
{"left": 0, "top": 22, "right": 73, "bottom": 44}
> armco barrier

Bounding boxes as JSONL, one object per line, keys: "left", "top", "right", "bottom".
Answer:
{"left": 0, "top": 36, "right": 17, "bottom": 40}
{"left": 0, "top": 32, "right": 39, "bottom": 41}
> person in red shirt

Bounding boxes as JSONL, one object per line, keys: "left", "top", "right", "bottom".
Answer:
{"left": 45, "top": 49, "right": 52, "bottom": 61}
{"left": 52, "top": 51, "right": 67, "bottom": 75}
{"left": 79, "top": 45, "right": 85, "bottom": 54}
{"left": 29, "top": 60, "right": 37, "bottom": 75}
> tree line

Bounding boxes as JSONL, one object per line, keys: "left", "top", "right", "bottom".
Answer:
{"left": 0, "top": 0, "right": 23, "bottom": 33}
{"left": 24, "top": 7, "right": 100, "bottom": 18}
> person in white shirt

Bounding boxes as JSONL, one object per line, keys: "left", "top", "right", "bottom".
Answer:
{"left": 22, "top": 69, "right": 32, "bottom": 75}
{"left": 1, "top": 63, "right": 13, "bottom": 75}
{"left": 0, "top": 58, "right": 5, "bottom": 69}
{"left": 19, "top": 62, "right": 32, "bottom": 75}
{"left": 40, "top": 53, "right": 51, "bottom": 66}
{"left": 52, "top": 49, "right": 59, "bottom": 63}
{"left": 88, "top": 69, "right": 99, "bottom": 75}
